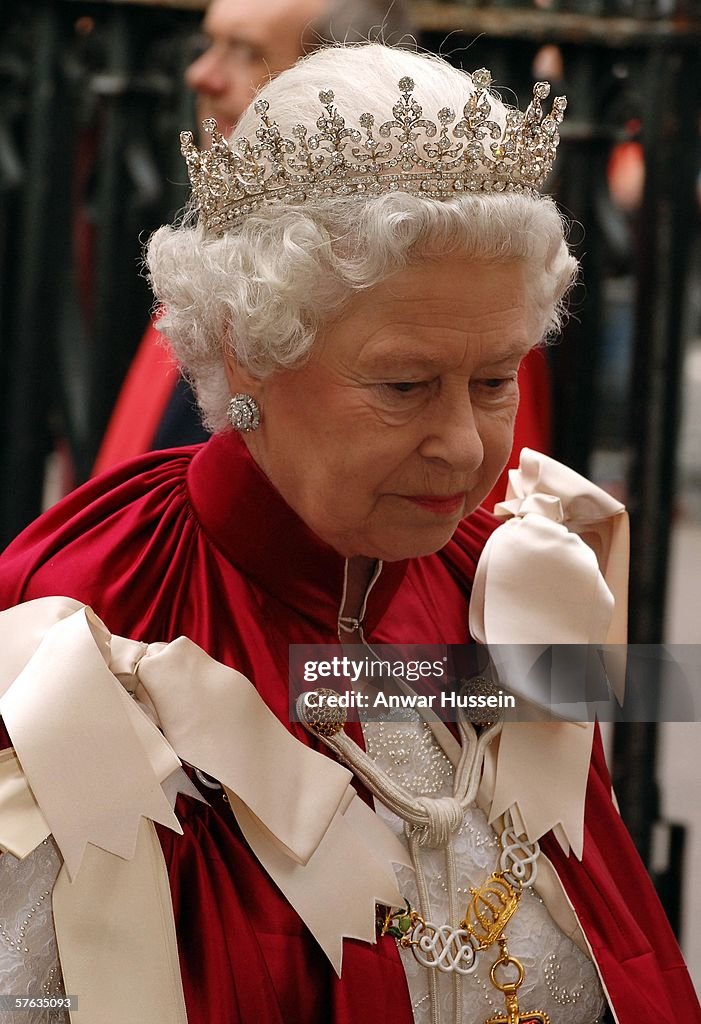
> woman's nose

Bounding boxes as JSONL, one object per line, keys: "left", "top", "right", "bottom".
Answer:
{"left": 418, "top": 396, "right": 485, "bottom": 472}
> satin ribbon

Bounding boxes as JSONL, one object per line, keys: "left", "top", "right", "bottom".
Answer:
{"left": 471, "top": 449, "right": 630, "bottom": 861}
{"left": 0, "top": 598, "right": 408, "bottom": 1023}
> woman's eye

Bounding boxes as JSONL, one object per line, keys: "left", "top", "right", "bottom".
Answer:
{"left": 376, "top": 381, "right": 428, "bottom": 398}
{"left": 477, "top": 377, "right": 516, "bottom": 391}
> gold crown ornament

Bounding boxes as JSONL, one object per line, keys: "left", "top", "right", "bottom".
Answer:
{"left": 181, "top": 69, "right": 567, "bottom": 234}
{"left": 462, "top": 872, "right": 521, "bottom": 950}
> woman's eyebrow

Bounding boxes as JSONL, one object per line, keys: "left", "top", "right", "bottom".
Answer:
{"left": 362, "top": 339, "right": 533, "bottom": 374}
{"left": 482, "top": 342, "right": 535, "bottom": 363}
{"left": 360, "top": 351, "right": 447, "bottom": 375}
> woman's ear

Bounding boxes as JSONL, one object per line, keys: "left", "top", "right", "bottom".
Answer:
{"left": 223, "top": 350, "right": 262, "bottom": 400}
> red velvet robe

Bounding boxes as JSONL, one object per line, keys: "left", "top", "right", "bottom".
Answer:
{"left": 0, "top": 432, "right": 697, "bottom": 1023}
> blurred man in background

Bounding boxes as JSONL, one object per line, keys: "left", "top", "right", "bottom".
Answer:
{"left": 94, "top": 0, "right": 415, "bottom": 472}
{"left": 188, "top": 0, "right": 415, "bottom": 137}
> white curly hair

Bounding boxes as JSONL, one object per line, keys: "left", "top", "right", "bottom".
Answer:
{"left": 146, "top": 44, "right": 577, "bottom": 432}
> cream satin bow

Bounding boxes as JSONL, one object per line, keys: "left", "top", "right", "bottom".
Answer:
{"left": 471, "top": 449, "right": 630, "bottom": 860}
{"left": 0, "top": 598, "right": 408, "bottom": 1024}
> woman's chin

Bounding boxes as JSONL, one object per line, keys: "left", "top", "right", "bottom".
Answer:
{"left": 354, "top": 522, "right": 466, "bottom": 562}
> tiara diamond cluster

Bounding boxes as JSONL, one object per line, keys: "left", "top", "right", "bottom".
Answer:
{"left": 181, "top": 69, "right": 566, "bottom": 234}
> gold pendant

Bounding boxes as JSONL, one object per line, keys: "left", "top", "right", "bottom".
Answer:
{"left": 462, "top": 871, "right": 521, "bottom": 949}
{"left": 483, "top": 1011, "right": 548, "bottom": 1019}
{"left": 486, "top": 1014, "right": 549, "bottom": 1024}
{"left": 484, "top": 937, "right": 551, "bottom": 1024}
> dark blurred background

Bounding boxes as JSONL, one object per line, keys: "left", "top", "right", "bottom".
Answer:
{"left": 0, "top": 0, "right": 699, "bottom": 986}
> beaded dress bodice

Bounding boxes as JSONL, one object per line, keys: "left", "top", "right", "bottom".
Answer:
{"left": 0, "top": 840, "right": 67, "bottom": 1024}
{"left": 363, "top": 713, "right": 608, "bottom": 1024}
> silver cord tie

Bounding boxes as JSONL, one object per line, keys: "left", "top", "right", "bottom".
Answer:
{"left": 415, "top": 796, "right": 464, "bottom": 848}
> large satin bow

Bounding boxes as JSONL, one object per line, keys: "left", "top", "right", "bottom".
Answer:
{"left": 471, "top": 449, "right": 629, "bottom": 860}
{"left": 0, "top": 598, "right": 408, "bottom": 1023}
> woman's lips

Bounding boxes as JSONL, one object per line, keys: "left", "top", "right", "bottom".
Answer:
{"left": 404, "top": 493, "right": 465, "bottom": 515}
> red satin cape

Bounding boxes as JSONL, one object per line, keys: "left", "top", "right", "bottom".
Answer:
{"left": 0, "top": 432, "right": 697, "bottom": 1023}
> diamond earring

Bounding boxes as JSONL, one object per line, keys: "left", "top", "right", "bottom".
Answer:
{"left": 227, "top": 393, "right": 261, "bottom": 433}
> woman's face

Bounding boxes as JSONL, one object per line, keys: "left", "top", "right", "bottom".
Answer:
{"left": 227, "top": 257, "right": 537, "bottom": 561}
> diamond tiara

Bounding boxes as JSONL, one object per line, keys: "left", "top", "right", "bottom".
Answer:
{"left": 181, "top": 69, "right": 567, "bottom": 234}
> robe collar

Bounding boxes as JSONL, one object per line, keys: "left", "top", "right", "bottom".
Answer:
{"left": 186, "top": 431, "right": 409, "bottom": 633}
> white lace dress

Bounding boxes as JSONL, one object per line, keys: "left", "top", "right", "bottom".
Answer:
{"left": 0, "top": 839, "right": 67, "bottom": 1024}
{"left": 364, "top": 713, "right": 608, "bottom": 1024}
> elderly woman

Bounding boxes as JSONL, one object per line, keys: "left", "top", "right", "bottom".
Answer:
{"left": 0, "top": 44, "right": 696, "bottom": 1024}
